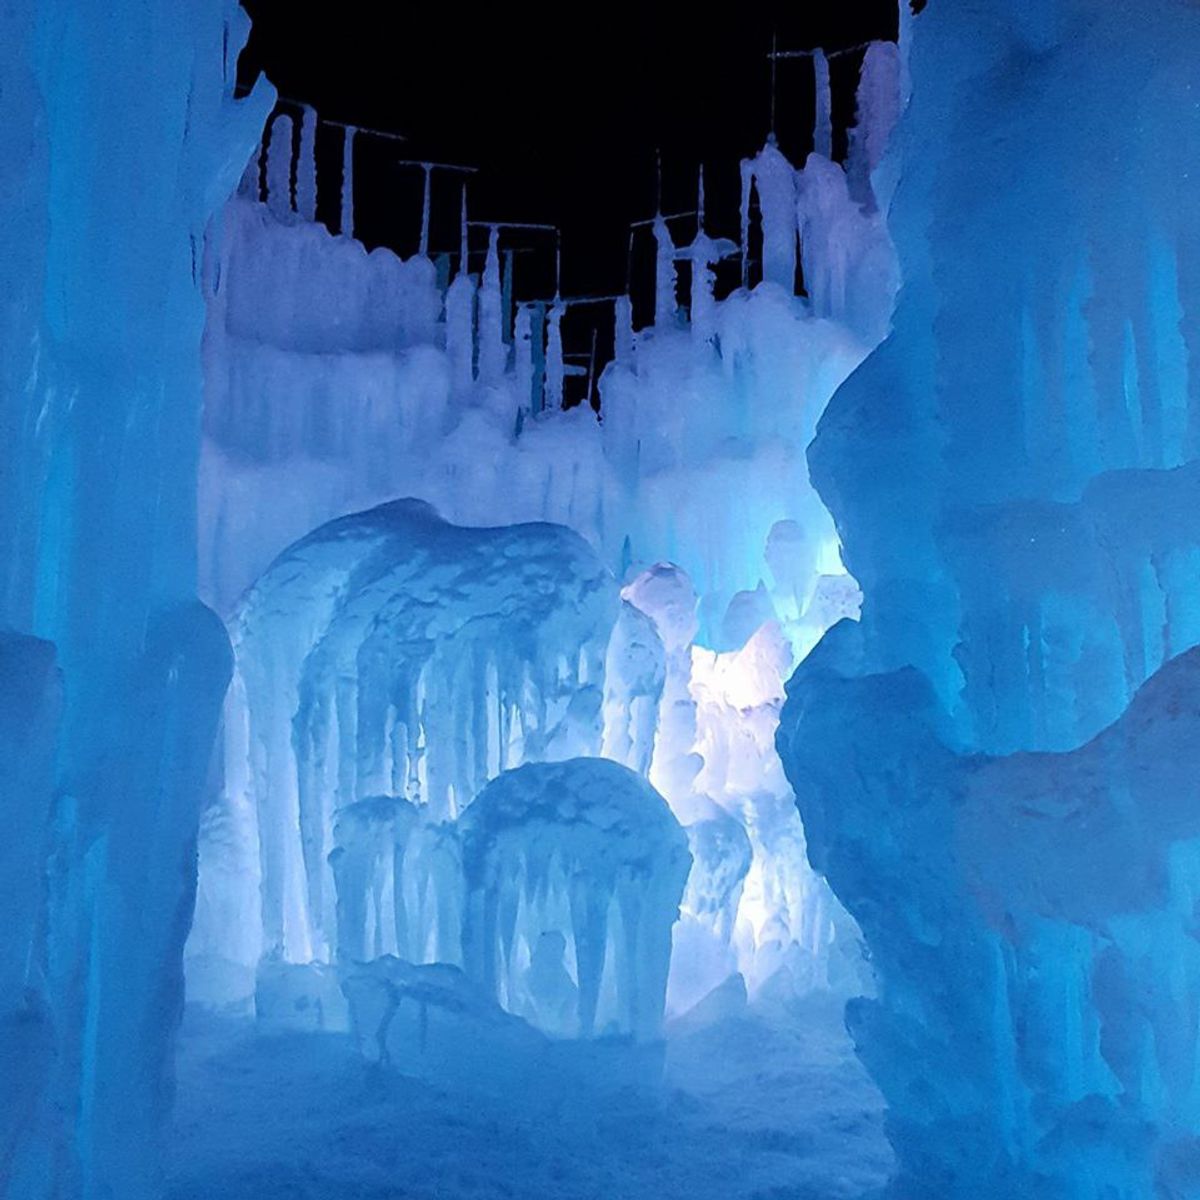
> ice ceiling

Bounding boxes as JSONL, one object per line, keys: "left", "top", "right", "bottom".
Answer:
{"left": 5, "top": 1, "right": 1200, "bottom": 1198}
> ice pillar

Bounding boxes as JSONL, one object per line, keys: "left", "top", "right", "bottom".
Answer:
{"left": 340, "top": 125, "right": 356, "bottom": 238}
{"left": 295, "top": 104, "right": 318, "bottom": 221}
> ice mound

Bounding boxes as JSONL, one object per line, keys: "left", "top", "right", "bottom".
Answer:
{"left": 459, "top": 758, "right": 691, "bottom": 1040}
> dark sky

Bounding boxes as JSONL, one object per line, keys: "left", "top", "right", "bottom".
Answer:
{"left": 238, "top": 2, "right": 904, "bottom": 305}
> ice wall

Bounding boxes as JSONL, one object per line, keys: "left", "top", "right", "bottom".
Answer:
{"left": 782, "top": 2, "right": 1200, "bottom": 1194}
{"left": 190, "top": 499, "right": 619, "bottom": 977}
{"left": 0, "top": 0, "right": 270, "bottom": 1194}
{"left": 198, "top": 80, "right": 899, "bottom": 640}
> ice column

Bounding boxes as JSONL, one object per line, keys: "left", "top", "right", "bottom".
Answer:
{"left": 654, "top": 212, "right": 678, "bottom": 326}
{"left": 478, "top": 225, "right": 506, "bottom": 385}
{"left": 444, "top": 188, "right": 475, "bottom": 393}
{"left": 812, "top": 49, "right": 833, "bottom": 159}
{"left": 266, "top": 112, "right": 294, "bottom": 220}
{"left": 295, "top": 104, "right": 318, "bottom": 221}
{"left": 340, "top": 125, "right": 356, "bottom": 238}
{"left": 0, "top": 0, "right": 271, "bottom": 1193}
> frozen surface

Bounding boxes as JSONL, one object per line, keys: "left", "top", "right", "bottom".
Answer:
{"left": 166, "top": 996, "right": 891, "bottom": 1200}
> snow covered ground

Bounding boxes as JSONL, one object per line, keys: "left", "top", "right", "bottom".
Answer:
{"left": 166, "top": 995, "right": 891, "bottom": 1200}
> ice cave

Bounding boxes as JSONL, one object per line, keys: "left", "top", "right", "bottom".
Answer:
{"left": 4, "top": 0, "right": 1200, "bottom": 1197}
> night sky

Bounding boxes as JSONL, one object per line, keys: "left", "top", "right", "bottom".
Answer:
{"left": 236, "top": 2, "right": 909, "bottom": 383}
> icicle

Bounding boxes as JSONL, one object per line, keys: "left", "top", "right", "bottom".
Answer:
{"left": 265, "top": 113, "right": 294, "bottom": 221}
{"left": 545, "top": 302, "right": 566, "bottom": 411}
{"left": 478, "top": 225, "right": 506, "bottom": 385}
{"left": 419, "top": 165, "right": 433, "bottom": 257}
{"left": 340, "top": 126, "right": 356, "bottom": 239}
{"left": 458, "top": 185, "right": 469, "bottom": 278}
{"left": 739, "top": 158, "right": 752, "bottom": 289}
{"left": 296, "top": 104, "right": 318, "bottom": 222}
{"left": 514, "top": 304, "right": 534, "bottom": 415}
{"left": 653, "top": 214, "right": 677, "bottom": 328}
{"left": 813, "top": 49, "right": 833, "bottom": 159}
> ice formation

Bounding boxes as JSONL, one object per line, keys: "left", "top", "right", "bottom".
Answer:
{"left": 460, "top": 758, "right": 691, "bottom": 1039}
{"left": 779, "top": 1, "right": 1200, "bottom": 1195}
{"left": 0, "top": 0, "right": 270, "bottom": 1193}
{"left": 189, "top": 499, "right": 618, "bottom": 981}
{"left": 186, "top": 37, "right": 908, "bottom": 1044}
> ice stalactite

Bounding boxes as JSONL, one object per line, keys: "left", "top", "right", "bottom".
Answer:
{"left": 330, "top": 796, "right": 461, "bottom": 968}
{"left": 189, "top": 500, "right": 619, "bottom": 981}
{"left": 459, "top": 758, "right": 691, "bottom": 1040}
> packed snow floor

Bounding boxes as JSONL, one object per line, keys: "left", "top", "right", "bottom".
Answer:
{"left": 166, "top": 995, "right": 891, "bottom": 1200}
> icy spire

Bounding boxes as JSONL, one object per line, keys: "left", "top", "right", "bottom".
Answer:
{"left": 296, "top": 104, "right": 318, "bottom": 222}
{"left": 545, "top": 300, "right": 565, "bottom": 410}
{"left": 459, "top": 185, "right": 469, "bottom": 277}
{"left": 265, "top": 112, "right": 294, "bottom": 221}
{"left": 478, "top": 225, "right": 506, "bottom": 384}
{"left": 419, "top": 164, "right": 432, "bottom": 257}
{"left": 847, "top": 40, "right": 902, "bottom": 207}
{"left": 513, "top": 303, "right": 534, "bottom": 413}
{"left": 340, "top": 125, "right": 356, "bottom": 238}
{"left": 444, "top": 185, "right": 476, "bottom": 393}
{"left": 614, "top": 294, "right": 634, "bottom": 364}
{"left": 744, "top": 138, "right": 798, "bottom": 291}
{"left": 690, "top": 166, "right": 717, "bottom": 342}
{"left": 812, "top": 49, "right": 833, "bottom": 159}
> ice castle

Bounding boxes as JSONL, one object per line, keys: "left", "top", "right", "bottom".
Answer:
{"left": 4, "top": 1, "right": 1200, "bottom": 1197}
